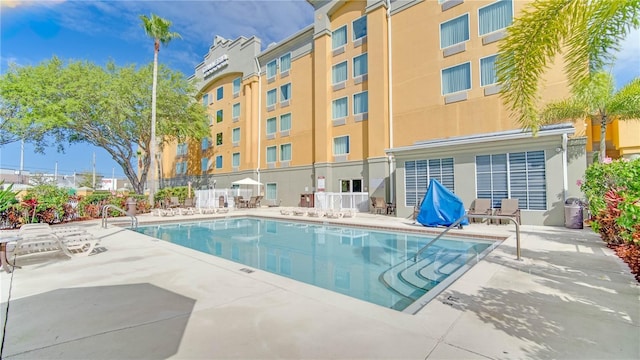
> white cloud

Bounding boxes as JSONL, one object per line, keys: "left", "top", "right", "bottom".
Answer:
{"left": 612, "top": 28, "right": 640, "bottom": 87}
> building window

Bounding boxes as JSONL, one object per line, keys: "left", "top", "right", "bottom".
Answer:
{"left": 353, "top": 91, "right": 368, "bottom": 115}
{"left": 176, "top": 161, "right": 187, "bottom": 175}
{"left": 266, "top": 183, "right": 277, "bottom": 201}
{"left": 280, "top": 53, "right": 291, "bottom": 74}
{"left": 480, "top": 54, "right": 498, "bottom": 86}
{"left": 232, "top": 103, "right": 240, "bottom": 119}
{"left": 280, "top": 113, "right": 291, "bottom": 132}
{"left": 267, "top": 89, "right": 277, "bottom": 107}
{"left": 216, "top": 155, "right": 223, "bottom": 169}
{"left": 442, "top": 62, "right": 471, "bottom": 95}
{"left": 332, "top": 25, "right": 347, "bottom": 49}
{"left": 280, "top": 143, "right": 292, "bottom": 162}
{"left": 201, "top": 158, "right": 209, "bottom": 172}
{"left": 216, "top": 109, "right": 223, "bottom": 123}
{"left": 176, "top": 143, "right": 188, "bottom": 156}
{"left": 340, "top": 179, "right": 362, "bottom": 192}
{"left": 280, "top": 83, "right": 291, "bottom": 103}
{"left": 440, "top": 14, "right": 469, "bottom": 48}
{"left": 216, "top": 86, "right": 223, "bottom": 100}
{"left": 352, "top": 16, "right": 367, "bottom": 40}
{"left": 202, "top": 93, "right": 209, "bottom": 107}
{"left": 208, "top": 114, "right": 214, "bottom": 125}
{"left": 405, "top": 158, "right": 454, "bottom": 207}
{"left": 233, "top": 77, "right": 241, "bottom": 96}
{"left": 332, "top": 61, "right": 348, "bottom": 85}
{"left": 332, "top": 97, "right": 348, "bottom": 119}
{"left": 201, "top": 137, "right": 210, "bottom": 150}
{"left": 232, "top": 127, "right": 240, "bottom": 143}
{"left": 266, "top": 117, "right": 277, "bottom": 136}
{"left": 216, "top": 132, "right": 223, "bottom": 146}
{"left": 476, "top": 151, "right": 546, "bottom": 210}
{"left": 232, "top": 152, "right": 240, "bottom": 167}
{"left": 267, "top": 59, "right": 277, "bottom": 79}
{"left": 333, "top": 135, "right": 350, "bottom": 155}
{"left": 353, "top": 53, "right": 367, "bottom": 77}
{"left": 479, "top": 0, "right": 513, "bottom": 36}
{"left": 266, "top": 146, "right": 277, "bottom": 163}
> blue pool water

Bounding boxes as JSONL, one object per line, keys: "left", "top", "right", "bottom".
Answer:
{"left": 135, "top": 217, "right": 497, "bottom": 312}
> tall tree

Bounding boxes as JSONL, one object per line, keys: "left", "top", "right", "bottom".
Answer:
{"left": 139, "top": 14, "right": 181, "bottom": 207}
{"left": 0, "top": 58, "right": 209, "bottom": 194}
{"left": 497, "top": 0, "right": 640, "bottom": 139}
{"left": 539, "top": 72, "right": 640, "bottom": 161}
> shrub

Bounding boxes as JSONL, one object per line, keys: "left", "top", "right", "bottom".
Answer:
{"left": 581, "top": 158, "right": 640, "bottom": 244}
{"left": 22, "top": 185, "right": 74, "bottom": 224}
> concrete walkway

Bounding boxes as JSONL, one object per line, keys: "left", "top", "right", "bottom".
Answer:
{"left": 1, "top": 208, "right": 638, "bottom": 359}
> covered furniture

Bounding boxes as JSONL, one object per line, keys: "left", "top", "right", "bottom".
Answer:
{"left": 415, "top": 179, "right": 468, "bottom": 228}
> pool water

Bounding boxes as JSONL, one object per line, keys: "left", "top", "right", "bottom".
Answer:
{"left": 135, "top": 217, "right": 498, "bottom": 312}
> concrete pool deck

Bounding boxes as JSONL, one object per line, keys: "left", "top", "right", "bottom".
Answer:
{"left": 1, "top": 208, "right": 639, "bottom": 359}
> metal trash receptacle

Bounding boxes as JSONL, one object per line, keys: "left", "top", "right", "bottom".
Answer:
{"left": 126, "top": 197, "right": 137, "bottom": 216}
{"left": 564, "top": 197, "right": 583, "bottom": 229}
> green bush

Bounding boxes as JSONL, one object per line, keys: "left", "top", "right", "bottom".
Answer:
{"left": 22, "top": 185, "right": 74, "bottom": 224}
{"left": 154, "top": 186, "right": 190, "bottom": 204}
{"left": 581, "top": 158, "right": 640, "bottom": 244}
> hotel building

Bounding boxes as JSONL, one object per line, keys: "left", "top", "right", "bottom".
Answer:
{"left": 159, "top": 0, "right": 639, "bottom": 226}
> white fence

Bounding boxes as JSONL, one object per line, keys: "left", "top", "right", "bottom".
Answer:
{"left": 313, "top": 192, "right": 369, "bottom": 212}
{"left": 194, "top": 188, "right": 254, "bottom": 209}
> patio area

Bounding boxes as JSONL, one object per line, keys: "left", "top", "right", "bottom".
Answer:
{"left": 1, "top": 208, "right": 638, "bottom": 359}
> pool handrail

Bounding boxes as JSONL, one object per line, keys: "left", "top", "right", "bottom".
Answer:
{"left": 101, "top": 205, "right": 138, "bottom": 229}
{"left": 412, "top": 213, "right": 521, "bottom": 262}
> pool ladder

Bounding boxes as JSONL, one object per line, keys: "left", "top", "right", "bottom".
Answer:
{"left": 101, "top": 205, "right": 138, "bottom": 229}
{"left": 413, "top": 213, "right": 522, "bottom": 261}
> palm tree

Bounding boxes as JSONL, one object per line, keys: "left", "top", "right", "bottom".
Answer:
{"left": 539, "top": 72, "right": 640, "bottom": 161}
{"left": 140, "top": 14, "right": 181, "bottom": 207}
{"left": 497, "top": 0, "right": 640, "bottom": 136}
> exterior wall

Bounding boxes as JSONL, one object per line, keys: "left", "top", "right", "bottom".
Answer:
{"left": 155, "top": 0, "right": 617, "bottom": 226}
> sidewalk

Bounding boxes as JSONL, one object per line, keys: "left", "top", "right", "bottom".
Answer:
{"left": 1, "top": 209, "right": 638, "bottom": 359}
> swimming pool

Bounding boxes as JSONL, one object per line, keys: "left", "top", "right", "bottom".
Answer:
{"left": 135, "top": 217, "right": 499, "bottom": 313}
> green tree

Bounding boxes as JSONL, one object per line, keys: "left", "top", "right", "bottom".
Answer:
{"left": 497, "top": 0, "right": 640, "bottom": 136}
{"left": 0, "top": 58, "right": 209, "bottom": 194}
{"left": 539, "top": 72, "right": 640, "bottom": 161}
{"left": 76, "top": 171, "right": 104, "bottom": 189}
{"left": 140, "top": 13, "right": 181, "bottom": 207}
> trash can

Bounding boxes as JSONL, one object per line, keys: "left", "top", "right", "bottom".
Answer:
{"left": 126, "top": 197, "right": 137, "bottom": 216}
{"left": 564, "top": 197, "right": 583, "bottom": 229}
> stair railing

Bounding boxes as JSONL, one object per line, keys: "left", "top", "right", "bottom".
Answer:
{"left": 101, "top": 205, "right": 138, "bottom": 229}
{"left": 413, "top": 213, "right": 521, "bottom": 262}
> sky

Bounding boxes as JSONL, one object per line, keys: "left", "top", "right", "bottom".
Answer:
{"left": 0, "top": 0, "right": 639, "bottom": 179}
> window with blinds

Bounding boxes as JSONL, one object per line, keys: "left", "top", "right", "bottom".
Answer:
{"left": 404, "top": 158, "right": 454, "bottom": 206}
{"left": 475, "top": 151, "right": 546, "bottom": 210}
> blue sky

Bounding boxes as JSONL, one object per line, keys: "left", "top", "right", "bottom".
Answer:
{"left": 0, "top": 0, "right": 639, "bottom": 178}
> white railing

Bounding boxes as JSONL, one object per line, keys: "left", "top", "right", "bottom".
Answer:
{"left": 195, "top": 188, "right": 255, "bottom": 209}
{"left": 314, "top": 192, "right": 369, "bottom": 212}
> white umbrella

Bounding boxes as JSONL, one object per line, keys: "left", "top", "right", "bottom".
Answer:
{"left": 231, "top": 177, "right": 262, "bottom": 186}
{"left": 232, "top": 177, "right": 262, "bottom": 199}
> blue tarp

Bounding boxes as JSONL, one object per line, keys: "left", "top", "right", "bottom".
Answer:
{"left": 416, "top": 179, "right": 469, "bottom": 227}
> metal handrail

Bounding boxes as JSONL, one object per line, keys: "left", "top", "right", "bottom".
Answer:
{"left": 101, "top": 205, "right": 138, "bottom": 229}
{"left": 413, "top": 213, "right": 522, "bottom": 261}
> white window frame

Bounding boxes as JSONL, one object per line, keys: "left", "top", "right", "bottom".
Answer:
{"left": 353, "top": 53, "right": 368, "bottom": 79}
{"left": 332, "top": 61, "right": 348, "bottom": 86}
{"left": 266, "top": 88, "right": 277, "bottom": 109}
{"left": 439, "top": 13, "right": 470, "bottom": 49}
{"left": 280, "top": 83, "right": 291, "bottom": 106}
{"left": 266, "top": 117, "right": 277, "bottom": 138}
{"left": 352, "top": 15, "right": 367, "bottom": 41}
{"left": 279, "top": 53, "right": 291, "bottom": 75}
{"left": 233, "top": 77, "right": 241, "bottom": 97}
{"left": 266, "top": 59, "right": 278, "bottom": 80}
{"left": 332, "top": 25, "right": 347, "bottom": 50}
{"left": 232, "top": 127, "right": 241, "bottom": 146}
{"left": 441, "top": 62, "right": 472, "bottom": 95}
{"left": 404, "top": 158, "right": 455, "bottom": 207}
{"left": 478, "top": 0, "right": 514, "bottom": 36}
{"left": 266, "top": 145, "right": 277, "bottom": 164}
{"left": 333, "top": 135, "right": 350, "bottom": 156}
{"left": 280, "top": 113, "right": 291, "bottom": 135}
{"left": 216, "top": 86, "right": 224, "bottom": 100}
{"left": 232, "top": 152, "right": 240, "bottom": 168}
{"left": 479, "top": 54, "right": 499, "bottom": 87}
{"left": 280, "top": 143, "right": 292, "bottom": 162}
{"left": 332, "top": 97, "right": 348, "bottom": 120}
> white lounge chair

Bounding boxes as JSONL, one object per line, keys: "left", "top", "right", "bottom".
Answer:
{"left": 7, "top": 224, "right": 99, "bottom": 261}
{"left": 325, "top": 210, "right": 343, "bottom": 219}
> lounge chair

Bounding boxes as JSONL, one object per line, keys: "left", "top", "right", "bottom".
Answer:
{"left": 292, "top": 208, "right": 307, "bottom": 216}
{"left": 169, "top": 196, "right": 181, "bottom": 208}
{"left": 307, "top": 208, "right": 325, "bottom": 217}
{"left": 495, "top": 198, "right": 521, "bottom": 225}
{"left": 280, "top": 208, "right": 292, "bottom": 215}
{"left": 468, "top": 199, "right": 492, "bottom": 223}
{"left": 7, "top": 224, "right": 99, "bottom": 261}
{"left": 247, "top": 196, "right": 258, "bottom": 208}
{"left": 325, "top": 210, "right": 343, "bottom": 219}
{"left": 216, "top": 207, "right": 229, "bottom": 214}
{"left": 342, "top": 208, "right": 356, "bottom": 218}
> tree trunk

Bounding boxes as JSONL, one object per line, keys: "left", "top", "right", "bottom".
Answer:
{"left": 599, "top": 115, "right": 607, "bottom": 162}
{"left": 148, "top": 40, "right": 159, "bottom": 207}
